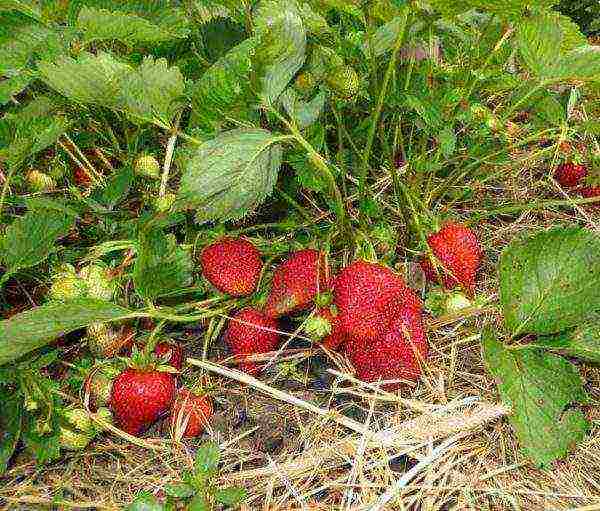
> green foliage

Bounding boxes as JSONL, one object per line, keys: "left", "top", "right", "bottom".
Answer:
{"left": 499, "top": 227, "right": 600, "bottom": 336}
{"left": 538, "top": 317, "right": 600, "bottom": 363}
{"left": 0, "top": 204, "right": 75, "bottom": 282}
{"left": 483, "top": 328, "right": 589, "bottom": 467}
{"left": 0, "top": 299, "right": 132, "bottom": 365}
{"left": 76, "top": 6, "right": 190, "bottom": 45}
{"left": 254, "top": 1, "right": 308, "bottom": 105}
{"left": 176, "top": 128, "right": 283, "bottom": 224}
{"left": 189, "top": 37, "right": 260, "bottom": 135}
{"left": 133, "top": 224, "right": 193, "bottom": 300}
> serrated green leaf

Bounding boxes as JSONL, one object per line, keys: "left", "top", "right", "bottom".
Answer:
{"left": 537, "top": 318, "right": 600, "bottom": 363}
{"left": 133, "top": 225, "right": 193, "bottom": 300}
{"left": 0, "top": 299, "right": 133, "bottom": 365}
{"left": 362, "top": 15, "right": 405, "bottom": 57}
{"left": 164, "top": 483, "right": 195, "bottom": 499}
{"left": 0, "top": 207, "right": 74, "bottom": 278}
{"left": 0, "top": 0, "right": 41, "bottom": 19}
{"left": 77, "top": 6, "right": 189, "bottom": 45}
{"left": 0, "top": 72, "right": 33, "bottom": 105}
{"left": 438, "top": 126, "right": 456, "bottom": 158}
{"left": 92, "top": 167, "right": 133, "bottom": 209}
{"left": 215, "top": 487, "right": 247, "bottom": 506}
{"left": 554, "top": 46, "right": 600, "bottom": 82}
{"left": 0, "top": 14, "right": 65, "bottom": 75}
{"left": 194, "top": 441, "right": 220, "bottom": 475}
{"left": 0, "top": 389, "right": 22, "bottom": 474}
{"left": 118, "top": 56, "right": 184, "bottom": 126}
{"left": 280, "top": 88, "right": 327, "bottom": 129}
{"left": 39, "top": 52, "right": 131, "bottom": 106}
{"left": 516, "top": 11, "right": 562, "bottom": 79}
{"left": 126, "top": 492, "right": 164, "bottom": 511}
{"left": 483, "top": 328, "right": 589, "bottom": 467}
{"left": 176, "top": 128, "right": 283, "bottom": 223}
{"left": 187, "top": 495, "right": 210, "bottom": 511}
{"left": 254, "top": 2, "right": 307, "bottom": 105}
{"left": 430, "top": 0, "right": 558, "bottom": 17}
{"left": 499, "top": 227, "right": 600, "bottom": 335}
{"left": 189, "top": 37, "right": 260, "bottom": 134}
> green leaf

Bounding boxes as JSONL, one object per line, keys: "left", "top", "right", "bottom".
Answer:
{"left": 362, "top": 15, "right": 405, "bottom": 57}
{"left": 0, "top": 14, "right": 65, "bottom": 75}
{"left": 483, "top": 327, "right": 589, "bottom": 467}
{"left": 176, "top": 128, "right": 283, "bottom": 223}
{"left": 77, "top": 6, "right": 190, "bottom": 45}
{"left": 538, "top": 318, "right": 600, "bottom": 363}
{"left": 118, "top": 56, "right": 184, "bottom": 126}
{"left": 126, "top": 492, "right": 164, "bottom": 511}
{"left": 554, "top": 46, "right": 600, "bottom": 82}
{"left": 39, "top": 52, "right": 131, "bottom": 106}
{"left": 0, "top": 389, "right": 22, "bottom": 474}
{"left": 215, "top": 487, "right": 247, "bottom": 506}
{"left": 0, "top": 299, "right": 133, "bottom": 365}
{"left": 254, "top": 2, "right": 307, "bottom": 104}
{"left": 133, "top": 225, "right": 193, "bottom": 300}
{"left": 0, "top": 72, "right": 33, "bottom": 105}
{"left": 187, "top": 495, "right": 210, "bottom": 511}
{"left": 281, "top": 88, "right": 327, "bottom": 130}
{"left": 92, "top": 167, "right": 133, "bottom": 209}
{"left": 499, "top": 227, "right": 600, "bottom": 335}
{"left": 189, "top": 37, "right": 260, "bottom": 134}
{"left": 194, "top": 441, "right": 220, "bottom": 475}
{"left": 164, "top": 483, "right": 195, "bottom": 499}
{"left": 0, "top": 206, "right": 74, "bottom": 278}
{"left": 516, "top": 11, "right": 562, "bottom": 79}
{"left": 437, "top": 126, "right": 456, "bottom": 158}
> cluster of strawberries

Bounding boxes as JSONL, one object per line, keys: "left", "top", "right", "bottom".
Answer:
{"left": 204, "top": 222, "right": 481, "bottom": 391}
{"left": 554, "top": 162, "right": 599, "bottom": 201}
{"left": 106, "top": 223, "right": 481, "bottom": 436}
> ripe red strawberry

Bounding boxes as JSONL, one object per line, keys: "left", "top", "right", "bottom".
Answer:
{"left": 579, "top": 185, "right": 600, "bottom": 205}
{"left": 554, "top": 163, "right": 587, "bottom": 188}
{"left": 73, "top": 166, "right": 92, "bottom": 187}
{"left": 110, "top": 368, "right": 176, "bottom": 436}
{"left": 170, "top": 389, "right": 213, "bottom": 439}
{"left": 224, "top": 308, "right": 280, "bottom": 374}
{"left": 346, "top": 304, "right": 428, "bottom": 390}
{"left": 154, "top": 341, "right": 183, "bottom": 370}
{"left": 200, "top": 237, "right": 262, "bottom": 296}
{"left": 333, "top": 260, "right": 421, "bottom": 342}
{"left": 264, "top": 249, "right": 328, "bottom": 318}
{"left": 420, "top": 223, "right": 482, "bottom": 296}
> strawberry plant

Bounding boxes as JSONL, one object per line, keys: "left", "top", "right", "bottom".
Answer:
{"left": 1, "top": 0, "right": 600, "bottom": 507}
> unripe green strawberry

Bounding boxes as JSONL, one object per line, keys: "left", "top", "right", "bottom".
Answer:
{"left": 87, "top": 322, "right": 119, "bottom": 357}
{"left": 79, "top": 263, "right": 115, "bottom": 301}
{"left": 85, "top": 362, "right": 121, "bottom": 410}
{"left": 59, "top": 408, "right": 94, "bottom": 450}
{"left": 59, "top": 427, "right": 92, "bottom": 450}
{"left": 154, "top": 192, "right": 176, "bottom": 212}
{"left": 325, "top": 65, "right": 359, "bottom": 99}
{"left": 48, "top": 264, "right": 86, "bottom": 302}
{"left": 59, "top": 407, "right": 113, "bottom": 450}
{"left": 26, "top": 170, "right": 55, "bottom": 192}
{"left": 134, "top": 154, "right": 160, "bottom": 179}
{"left": 445, "top": 291, "right": 471, "bottom": 314}
{"left": 294, "top": 71, "right": 317, "bottom": 95}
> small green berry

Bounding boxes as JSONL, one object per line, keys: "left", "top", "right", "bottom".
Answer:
{"left": 134, "top": 154, "right": 161, "bottom": 179}
{"left": 26, "top": 170, "right": 55, "bottom": 192}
